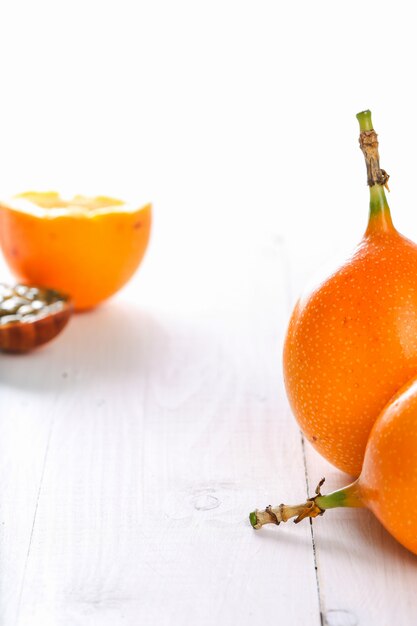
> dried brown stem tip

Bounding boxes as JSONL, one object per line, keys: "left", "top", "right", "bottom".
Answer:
{"left": 359, "top": 130, "right": 390, "bottom": 189}
{"left": 249, "top": 479, "right": 326, "bottom": 530}
{"left": 356, "top": 112, "right": 390, "bottom": 189}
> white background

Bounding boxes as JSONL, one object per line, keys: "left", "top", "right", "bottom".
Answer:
{"left": 1, "top": 0, "right": 416, "bottom": 271}
{"left": 1, "top": 2, "right": 417, "bottom": 625}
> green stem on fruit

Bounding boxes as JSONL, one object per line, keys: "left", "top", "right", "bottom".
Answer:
{"left": 249, "top": 478, "right": 364, "bottom": 530}
{"left": 357, "top": 110, "right": 394, "bottom": 231}
{"left": 357, "top": 109, "right": 374, "bottom": 133}
{"left": 368, "top": 185, "right": 393, "bottom": 229}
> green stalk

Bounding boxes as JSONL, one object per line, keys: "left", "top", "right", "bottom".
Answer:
{"left": 357, "top": 109, "right": 374, "bottom": 132}
{"left": 369, "top": 185, "right": 392, "bottom": 224}
{"left": 249, "top": 479, "right": 363, "bottom": 530}
{"left": 356, "top": 109, "right": 393, "bottom": 230}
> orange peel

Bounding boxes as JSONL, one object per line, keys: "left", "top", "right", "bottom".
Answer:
{"left": 0, "top": 192, "right": 151, "bottom": 310}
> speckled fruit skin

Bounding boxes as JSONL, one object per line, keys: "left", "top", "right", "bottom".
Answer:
{"left": 359, "top": 376, "right": 417, "bottom": 554}
{"left": 284, "top": 218, "right": 417, "bottom": 476}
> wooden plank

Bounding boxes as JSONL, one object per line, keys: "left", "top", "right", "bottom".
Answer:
{"left": 0, "top": 331, "right": 76, "bottom": 624}
{"left": 0, "top": 252, "right": 73, "bottom": 624}
{"left": 304, "top": 446, "right": 417, "bottom": 626}
{"left": 11, "top": 232, "right": 320, "bottom": 625}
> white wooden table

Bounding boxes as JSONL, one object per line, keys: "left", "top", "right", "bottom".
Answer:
{"left": 1, "top": 206, "right": 416, "bottom": 626}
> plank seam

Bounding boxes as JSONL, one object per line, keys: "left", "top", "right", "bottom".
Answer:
{"left": 15, "top": 413, "right": 57, "bottom": 625}
{"left": 301, "top": 434, "right": 324, "bottom": 626}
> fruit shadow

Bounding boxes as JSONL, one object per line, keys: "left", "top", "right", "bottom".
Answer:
{"left": 252, "top": 508, "right": 417, "bottom": 567}
{"left": 0, "top": 301, "right": 163, "bottom": 393}
{"left": 351, "top": 508, "right": 417, "bottom": 567}
{"left": 251, "top": 520, "right": 357, "bottom": 555}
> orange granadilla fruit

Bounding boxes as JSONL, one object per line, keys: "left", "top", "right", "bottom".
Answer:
{"left": 0, "top": 192, "right": 151, "bottom": 310}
